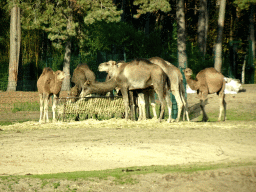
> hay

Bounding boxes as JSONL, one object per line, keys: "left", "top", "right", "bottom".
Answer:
{"left": 57, "top": 97, "right": 125, "bottom": 120}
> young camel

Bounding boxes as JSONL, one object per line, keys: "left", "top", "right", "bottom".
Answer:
{"left": 82, "top": 59, "right": 167, "bottom": 122}
{"left": 184, "top": 67, "right": 226, "bottom": 122}
{"left": 70, "top": 63, "right": 96, "bottom": 101}
{"left": 37, "top": 67, "right": 66, "bottom": 123}
{"left": 149, "top": 57, "right": 190, "bottom": 122}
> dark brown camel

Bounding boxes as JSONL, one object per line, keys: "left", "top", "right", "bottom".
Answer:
{"left": 184, "top": 67, "right": 226, "bottom": 121}
{"left": 37, "top": 67, "right": 65, "bottom": 123}
{"left": 70, "top": 63, "right": 96, "bottom": 100}
{"left": 82, "top": 59, "right": 167, "bottom": 122}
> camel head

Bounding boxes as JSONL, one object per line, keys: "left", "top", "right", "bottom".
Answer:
{"left": 55, "top": 70, "right": 66, "bottom": 81}
{"left": 69, "top": 85, "right": 81, "bottom": 102}
{"left": 80, "top": 80, "right": 92, "bottom": 98}
{"left": 184, "top": 68, "right": 193, "bottom": 78}
{"left": 98, "top": 60, "right": 117, "bottom": 73}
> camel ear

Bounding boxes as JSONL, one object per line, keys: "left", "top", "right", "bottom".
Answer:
{"left": 85, "top": 80, "right": 91, "bottom": 86}
{"left": 108, "top": 60, "right": 116, "bottom": 66}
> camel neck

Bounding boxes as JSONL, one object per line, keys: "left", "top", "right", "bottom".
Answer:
{"left": 186, "top": 77, "right": 198, "bottom": 90}
{"left": 51, "top": 79, "right": 63, "bottom": 94}
{"left": 89, "top": 78, "right": 117, "bottom": 94}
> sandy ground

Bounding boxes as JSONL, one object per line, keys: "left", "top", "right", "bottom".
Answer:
{"left": 0, "top": 84, "right": 256, "bottom": 191}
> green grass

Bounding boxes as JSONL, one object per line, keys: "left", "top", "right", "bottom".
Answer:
{"left": 12, "top": 102, "right": 40, "bottom": 113}
{"left": 195, "top": 110, "right": 256, "bottom": 122}
{"left": 0, "top": 120, "right": 34, "bottom": 126}
{"left": 1, "top": 162, "right": 254, "bottom": 184}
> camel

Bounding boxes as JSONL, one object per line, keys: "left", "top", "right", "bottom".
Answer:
{"left": 70, "top": 63, "right": 96, "bottom": 101}
{"left": 82, "top": 59, "right": 167, "bottom": 122}
{"left": 149, "top": 57, "right": 190, "bottom": 122}
{"left": 101, "top": 61, "right": 155, "bottom": 121}
{"left": 184, "top": 67, "right": 226, "bottom": 122}
{"left": 37, "top": 67, "right": 66, "bottom": 123}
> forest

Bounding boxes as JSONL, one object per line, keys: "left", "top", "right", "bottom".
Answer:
{"left": 0, "top": 0, "right": 255, "bottom": 91}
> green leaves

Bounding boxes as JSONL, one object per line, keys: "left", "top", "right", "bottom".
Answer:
{"left": 133, "top": 0, "right": 171, "bottom": 15}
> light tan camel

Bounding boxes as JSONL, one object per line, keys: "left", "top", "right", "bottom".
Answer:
{"left": 149, "top": 57, "right": 190, "bottom": 122}
{"left": 184, "top": 67, "right": 226, "bottom": 122}
{"left": 37, "top": 67, "right": 66, "bottom": 123}
{"left": 82, "top": 59, "right": 167, "bottom": 122}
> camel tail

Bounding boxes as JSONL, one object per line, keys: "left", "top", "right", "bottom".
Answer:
{"left": 218, "top": 79, "right": 226, "bottom": 96}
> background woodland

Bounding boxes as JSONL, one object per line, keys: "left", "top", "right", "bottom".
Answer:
{"left": 0, "top": 0, "right": 255, "bottom": 91}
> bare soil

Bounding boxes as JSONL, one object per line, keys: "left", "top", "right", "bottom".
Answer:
{"left": 0, "top": 84, "right": 256, "bottom": 191}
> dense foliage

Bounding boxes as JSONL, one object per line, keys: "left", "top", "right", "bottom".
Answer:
{"left": 0, "top": 0, "right": 255, "bottom": 91}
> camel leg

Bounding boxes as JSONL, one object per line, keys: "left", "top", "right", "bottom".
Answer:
{"left": 180, "top": 90, "right": 190, "bottom": 121}
{"left": 148, "top": 90, "right": 157, "bottom": 119}
{"left": 165, "top": 90, "right": 173, "bottom": 123}
{"left": 138, "top": 93, "right": 146, "bottom": 120}
{"left": 154, "top": 87, "right": 166, "bottom": 122}
{"left": 144, "top": 90, "right": 151, "bottom": 119}
{"left": 121, "top": 88, "right": 130, "bottom": 120}
{"left": 43, "top": 93, "right": 50, "bottom": 123}
{"left": 172, "top": 90, "right": 183, "bottom": 122}
{"left": 39, "top": 94, "right": 44, "bottom": 123}
{"left": 52, "top": 94, "right": 58, "bottom": 122}
{"left": 218, "top": 93, "right": 226, "bottom": 121}
{"left": 129, "top": 90, "right": 136, "bottom": 121}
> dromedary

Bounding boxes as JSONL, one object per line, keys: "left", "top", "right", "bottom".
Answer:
{"left": 184, "top": 67, "right": 226, "bottom": 122}
{"left": 37, "top": 67, "right": 66, "bottom": 123}
{"left": 81, "top": 59, "right": 167, "bottom": 122}
{"left": 102, "top": 61, "right": 155, "bottom": 120}
{"left": 149, "top": 57, "right": 190, "bottom": 122}
{"left": 70, "top": 63, "right": 96, "bottom": 100}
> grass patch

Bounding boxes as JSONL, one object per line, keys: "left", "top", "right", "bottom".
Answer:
{"left": 0, "top": 120, "right": 34, "bottom": 126}
{"left": 2, "top": 161, "right": 253, "bottom": 183}
{"left": 12, "top": 102, "right": 40, "bottom": 113}
{"left": 203, "top": 110, "right": 256, "bottom": 122}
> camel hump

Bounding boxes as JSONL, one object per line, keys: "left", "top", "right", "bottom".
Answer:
{"left": 198, "top": 67, "right": 225, "bottom": 93}
{"left": 133, "top": 58, "right": 152, "bottom": 65}
{"left": 42, "top": 67, "right": 54, "bottom": 75}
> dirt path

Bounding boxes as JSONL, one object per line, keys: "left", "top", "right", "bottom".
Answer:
{"left": 0, "top": 84, "right": 256, "bottom": 191}
{"left": 1, "top": 120, "right": 256, "bottom": 176}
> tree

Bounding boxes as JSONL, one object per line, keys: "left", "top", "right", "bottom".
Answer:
{"left": 197, "top": 0, "right": 208, "bottom": 58}
{"left": 176, "top": 0, "right": 187, "bottom": 68}
{"left": 7, "top": 3, "right": 21, "bottom": 91}
{"left": 21, "top": 0, "right": 122, "bottom": 91}
{"left": 214, "top": 0, "right": 227, "bottom": 72}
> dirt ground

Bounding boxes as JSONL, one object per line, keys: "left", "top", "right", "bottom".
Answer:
{"left": 0, "top": 84, "right": 256, "bottom": 191}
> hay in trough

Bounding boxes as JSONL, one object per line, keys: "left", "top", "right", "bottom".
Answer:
{"left": 57, "top": 96, "right": 125, "bottom": 121}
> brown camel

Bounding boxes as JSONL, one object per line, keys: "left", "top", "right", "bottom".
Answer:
{"left": 70, "top": 63, "right": 96, "bottom": 100}
{"left": 37, "top": 67, "right": 66, "bottom": 123}
{"left": 149, "top": 57, "right": 190, "bottom": 122}
{"left": 102, "top": 61, "right": 155, "bottom": 121}
{"left": 184, "top": 67, "right": 226, "bottom": 122}
{"left": 82, "top": 59, "right": 167, "bottom": 122}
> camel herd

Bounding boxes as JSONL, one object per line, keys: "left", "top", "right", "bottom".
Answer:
{"left": 37, "top": 57, "right": 226, "bottom": 123}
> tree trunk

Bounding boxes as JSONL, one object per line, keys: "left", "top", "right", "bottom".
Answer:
{"left": 62, "top": 39, "right": 71, "bottom": 91}
{"left": 7, "top": 5, "right": 21, "bottom": 91}
{"left": 197, "top": 0, "right": 207, "bottom": 57}
{"left": 241, "top": 55, "right": 246, "bottom": 84}
{"left": 249, "top": 4, "right": 255, "bottom": 83}
{"left": 176, "top": 0, "right": 187, "bottom": 68}
{"left": 249, "top": 4, "right": 255, "bottom": 60}
{"left": 214, "top": 0, "right": 226, "bottom": 72}
{"left": 61, "top": 14, "right": 72, "bottom": 91}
